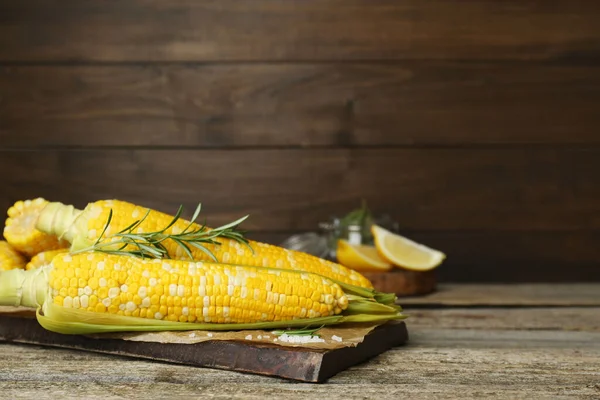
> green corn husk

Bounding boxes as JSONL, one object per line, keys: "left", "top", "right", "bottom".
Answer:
{"left": 36, "top": 302, "right": 404, "bottom": 335}
{"left": 0, "top": 262, "right": 406, "bottom": 336}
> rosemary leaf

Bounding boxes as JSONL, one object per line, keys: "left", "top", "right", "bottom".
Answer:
{"left": 211, "top": 215, "right": 250, "bottom": 232}
{"left": 187, "top": 241, "right": 219, "bottom": 262}
{"left": 181, "top": 203, "right": 203, "bottom": 234}
{"left": 95, "top": 209, "right": 113, "bottom": 246}
{"left": 155, "top": 205, "right": 184, "bottom": 234}
{"left": 272, "top": 325, "right": 325, "bottom": 337}
{"left": 119, "top": 209, "right": 151, "bottom": 235}
{"left": 171, "top": 238, "right": 195, "bottom": 261}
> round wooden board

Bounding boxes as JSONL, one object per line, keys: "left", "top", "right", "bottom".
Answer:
{"left": 362, "top": 269, "right": 437, "bottom": 297}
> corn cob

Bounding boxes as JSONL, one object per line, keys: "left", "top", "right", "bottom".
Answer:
{"left": 36, "top": 200, "right": 373, "bottom": 288}
{"left": 4, "top": 198, "right": 69, "bottom": 257}
{"left": 0, "top": 240, "right": 26, "bottom": 271}
{"left": 25, "top": 249, "right": 69, "bottom": 271}
{"left": 0, "top": 252, "right": 404, "bottom": 335}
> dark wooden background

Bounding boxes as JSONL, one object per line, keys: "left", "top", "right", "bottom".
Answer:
{"left": 1, "top": 1, "right": 599, "bottom": 282}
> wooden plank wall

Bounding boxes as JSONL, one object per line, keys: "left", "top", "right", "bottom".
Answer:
{"left": 1, "top": 1, "right": 599, "bottom": 282}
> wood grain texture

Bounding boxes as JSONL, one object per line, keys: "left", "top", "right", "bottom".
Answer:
{"left": 399, "top": 284, "right": 600, "bottom": 306}
{"left": 2, "top": 64, "right": 600, "bottom": 147}
{"left": 3, "top": 1, "right": 600, "bottom": 285}
{"left": 1, "top": 329, "right": 598, "bottom": 399}
{"left": 363, "top": 270, "right": 436, "bottom": 296}
{"left": 405, "top": 308, "right": 600, "bottom": 332}
{"left": 2, "top": 148, "right": 599, "bottom": 231}
{"left": 1, "top": 1, "right": 599, "bottom": 62}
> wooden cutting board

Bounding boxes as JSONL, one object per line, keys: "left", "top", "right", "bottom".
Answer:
{"left": 0, "top": 315, "right": 408, "bottom": 382}
{"left": 363, "top": 269, "right": 437, "bottom": 297}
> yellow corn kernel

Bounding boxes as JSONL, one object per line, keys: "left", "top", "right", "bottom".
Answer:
{"left": 25, "top": 249, "right": 69, "bottom": 271}
{"left": 0, "top": 241, "right": 26, "bottom": 271}
{"left": 4, "top": 198, "right": 69, "bottom": 257}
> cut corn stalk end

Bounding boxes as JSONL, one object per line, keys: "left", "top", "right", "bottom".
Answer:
{"left": 36, "top": 202, "right": 83, "bottom": 244}
{"left": 0, "top": 267, "right": 49, "bottom": 308}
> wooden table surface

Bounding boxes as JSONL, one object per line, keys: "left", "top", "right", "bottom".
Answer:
{"left": 1, "top": 284, "right": 599, "bottom": 399}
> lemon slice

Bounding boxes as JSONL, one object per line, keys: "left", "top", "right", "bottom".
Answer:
{"left": 372, "top": 225, "right": 446, "bottom": 271}
{"left": 336, "top": 239, "right": 392, "bottom": 272}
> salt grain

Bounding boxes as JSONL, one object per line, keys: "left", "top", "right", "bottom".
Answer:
{"left": 331, "top": 335, "right": 342, "bottom": 342}
{"left": 207, "top": 333, "right": 213, "bottom": 337}
{"left": 277, "top": 333, "right": 325, "bottom": 344}
{"left": 189, "top": 333, "right": 196, "bottom": 338}
{"left": 245, "top": 335, "right": 252, "bottom": 340}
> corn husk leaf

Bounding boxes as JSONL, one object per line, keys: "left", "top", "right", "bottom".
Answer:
{"left": 37, "top": 302, "right": 405, "bottom": 335}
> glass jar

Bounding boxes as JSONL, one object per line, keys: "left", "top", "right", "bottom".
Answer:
{"left": 319, "top": 214, "right": 399, "bottom": 261}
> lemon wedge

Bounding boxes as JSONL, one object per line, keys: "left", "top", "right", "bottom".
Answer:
{"left": 336, "top": 239, "right": 392, "bottom": 272}
{"left": 372, "top": 225, "right": 446, "bottom": 271}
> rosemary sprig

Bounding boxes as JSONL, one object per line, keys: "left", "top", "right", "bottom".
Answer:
{"left": 72, "top": 203, "right": 253, "bottom": 261}
{"left": 272, "top": 325, "right": 325, "bottom": 337}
